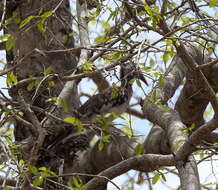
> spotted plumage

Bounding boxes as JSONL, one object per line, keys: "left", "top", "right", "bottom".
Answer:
{"left": 78, "top": 63, "right": 147, "bottom": 122}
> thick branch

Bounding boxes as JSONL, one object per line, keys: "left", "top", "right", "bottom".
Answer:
{"left": 176, "top": 117, "right": 218, "bottom": 160}
{"left": 142, "top": 102, "right": 187, "bottom": 153}
{"left": 85, "top": 154, "right": 175, "bottom": 190}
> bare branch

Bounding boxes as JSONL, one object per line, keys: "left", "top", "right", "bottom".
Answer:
{"left": 85, "top": 154, "right": 175, "bottom": 190}
{"left": 0, "top": 0, "right": 6, "bottom": 30}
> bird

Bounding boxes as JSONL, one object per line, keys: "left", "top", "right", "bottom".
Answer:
{"left": 77, "top": 62, "right": 148, "bottom": 123}
{"left": 37, "top": 63, "right": 147, "bottom": 183}
{"left": 40, "top": 63, "right": 147, "bottom": 155}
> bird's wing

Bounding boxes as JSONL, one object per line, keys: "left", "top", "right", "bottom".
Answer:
{"left": 78, "top": 89, "right": 129, "bottom": 119}
{"left": 78, "top": 93, "right": 110, "bottom": 118}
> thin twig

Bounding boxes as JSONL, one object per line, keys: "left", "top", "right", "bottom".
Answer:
{"left": 0, "top": 0, "right": 7, "bottom": 30}
{"left": 53, "top": 0, "right": 65, "bottom": 12}
{"left": 196, "top": 58, "right": 218, "bottom": 69}
{"left": 49, "top": 172, "right": 121, "bottom": 190}
{"left": 2, "top": 166, "right": 12, "bottom": 188}
{"left": 0, "top": 49, "right": 35, "bottom": 76}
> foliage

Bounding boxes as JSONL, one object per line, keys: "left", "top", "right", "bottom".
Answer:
{"left": 0, "top": 0, "right": 218, "bottom": 189}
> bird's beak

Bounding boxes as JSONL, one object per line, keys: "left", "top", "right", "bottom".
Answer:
{"left": 133, "top": 70, "right": 148, "bottom": 85}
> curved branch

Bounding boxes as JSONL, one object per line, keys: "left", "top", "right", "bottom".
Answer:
{"left": 85, "top": 154, "right": 175, "bottom": 190}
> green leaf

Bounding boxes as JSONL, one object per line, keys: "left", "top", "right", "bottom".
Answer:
{"left": 107, "top": 7, "right": 119, "bottom": 21}
{"left": 5, "top": 10, "right": 20, "bottom": 25}
{"left": 199, "top": 150, "right": 205, "bottom": 159}
{"left": 20, "top": 15, "right": 37, "bottom": 28}
{"left": 153, "top": 5, "right": 160, "bottom": 14}
{"left": 3, "top": 186, "right": 11, "bottom": 190}
{"left": 80, "top": 61, "right": 94, "bottom": 72}
{"left": 6, "top": 35, "right": 15, "bottom": 51}
{"left": 136, "top": 79, "right": 142, "bottom": 87}
{"left": 6, "top": 72, "right": 18, "bottom": 86}
{"left": 159, "top": 75, "right": 164, "bottom": 88}
{"left": 138, "top": 10, "right": 147, "bottom": 16}
{"left": 41, "top": 171, "right": 50, "bottom": 178}
{"left": 110, "top": 112, "right": 125, "bottom": 120}
{"left": 209, "top": 0, "right": 218, "bottom": 7}
{"left": 48, "top": 81, "right": 55, "bottom": 87}
{"left": 102, "top": 134, "right": 111, "bottom": 142}
{"left": 27, "top": 80, "right": 39, "bottom": 91}
{"left": 64, "top": 117, "right": 83, "bottom": 129}
{"left": 166, "top": 39, "right": 173, "bottom": 46}
{"left": 129, "top": 79, "right": 135, "bottom": 84}
{"left": 151, "top": 90, "right": 157, "bottom": 103}
{"left": 38, "top": 8, "right": 44, "bottom": 16}
{"left": 90, "top": 18, "right": 97, "bottom": 25}
{"left": 149, "top": 58, "right": 155, "bottom": 67}
{"left": 36, "top": 19, "right": 46, "bottom": 33}
{"left": 72, "top": 176, "right": 80, "bottom": 187}
{"left": 103, "top": 113, "right": 113, "bottom": 119}
{"left": 39, "top": 167, "right": 55, "bottom": 178}
{"left": 190, "top": 123, "right": 196, "bottom": 130}
{"left": 0, "top": 34, "right": 10, "bottom": 42}
{"left": 27, "top": 83, "right": 35, "bottom": 92}
{"left": 111, "top": 83, "right": 120, "bottom": 99}
{"left": 141, "top": 66, "right": 151, "bottom": 73}
{"left": 169, "top": 46, "right": 176, "bottom": 57}
{"left": 33, "top": 176, "right": 43, "bottom": 186}
{"left": 0, "top": 164, "right": 9, "bottom": 172}
{"left": 94, "top": 35, "right": 109, "bottom": 44}
{"left": 38, "top": 167, "right": 47, "bottom": 171}
{"left": 98, "top": 140, "right": 104, "bottom": 150}
{"left": 45, "top": 97, "right": 68, "bottom": 111}
{"left": 12, "top": 11, "right": 21, "bottom": 24}
{"left": 72, "top": 176, "right": 83, "bottom": 189}
{"left": 152, "top": 173, "right": 160, "bottom": 184}
{"left": 28, "top": 165, "right": 39, "bottom": 176}
{"left": 19, "top": 160, "right": 25, "bottom": 168}
{"left": 112, "top": 52, "right": 122, "bottom": 60}
{"left": 45, "top": 97, "right": 57, "bottom": 103}
{"left": 41, "top": 11, "right": 54, "bottom": 18}
{"left": 57, "top": 97, "right": 68, "bottom": 112}
{"left": 43, "top": 66, "right": 53, "bottom": 76}
{"left": 39, "top": 167, "right": 56, "bottom": 176}
{"left": 134, "top": 143, "right": 144, "bottom": 155}
{"left": 62, "top": 34, "right": 69, "bottom": 42}
{"left": 143, "top": 2, "right": 152, "bottom": 15}
{"left": 159, "top": 105, "right": 169, "bottom": 111}
{"left": 98, "top": 119, "right": 113, "bottom": 129}
{"left": 181, "top": 16, "right": 196, "bottom": 24}
{"left": 102, "top": 21, "right": 110, "bottom": 33}
{"left": 163, "top": 53, "right": 170, "bottom": 63}
{"left": 183, "top": 123, "right": 196, "bottom": 133}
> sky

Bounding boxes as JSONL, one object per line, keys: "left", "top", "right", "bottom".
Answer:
{"left": 0, "top": 0, "right": 218, "bottom": 189}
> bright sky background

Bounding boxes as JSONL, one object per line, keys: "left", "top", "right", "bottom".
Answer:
{"left": 0, "top": 0, "right": 218, "bottom": 189}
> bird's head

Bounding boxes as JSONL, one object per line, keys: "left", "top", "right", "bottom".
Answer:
{"left": 120, "top": 63, "right": 148, "bottom": 86}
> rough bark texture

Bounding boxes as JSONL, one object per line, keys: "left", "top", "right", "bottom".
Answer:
{"left": 1, "top": 0, "right": 218, "bottom": 190}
